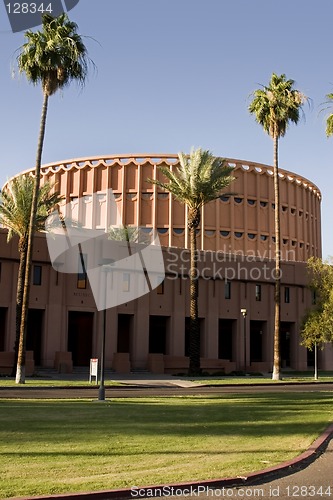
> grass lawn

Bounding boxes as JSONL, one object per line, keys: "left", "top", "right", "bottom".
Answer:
{"left": 1, "top": 371, "right": 333, "bottom": 387}
{"left": 0, "top": 378, "right": 119, "bottom": 387}
{"left": 193, "top": 372, "right": 333, "bottom": 385}
{"left": 0, "top": 393, "right": 333, "bottom": 498}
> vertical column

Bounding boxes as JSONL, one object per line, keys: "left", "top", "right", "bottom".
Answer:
{"left": 295, "top": 180, "right": 302, "bottom": 261}
{"left": 243, "top": 167, "right": 248, "bottom": 256}
{"left": 303, "top": 184, "right": 308, "bottom": 259}
{"left": 215, "top": 198, "right": 220, "bottom": 252}
{"left": 152, "top": 164, "right": 157, "bottom": 234}
{"left": 201, "top": 205, "right": 205, "bottom": 250}
{"left": 91, "top": 166, "right": 99, "bottom": 229}
{"left": 170, "top": 278, "right": 186, "bottom": 355}
{"left": 205, "top": 280, "right": 218, "bottom": 358}
{"left": 316, "top": 194, "right": 322, "bottom": 257}
{"left": 168, "top": 163, "right": 173, "bottom": 248}
{"left": 121, "top": 161, "right": 126, "bottom": 225}
{"left": 132, "top": 294, "right": 150, "bottom": 369}
{"left": 255, "top": 168, "right": 261, "bottom": 257}
{"left": 229, "top": 164, "right": 237, "bottom": 254}
{"left": 184, "top": 205, "right": 189, "bottom": 249}
{"left": 105, "top": 165, "right": 112, "bottom": 229}
{"left": 136, "top": 162, "right": 141, "bottom": 228}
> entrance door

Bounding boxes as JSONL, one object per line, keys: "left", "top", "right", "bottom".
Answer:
{"left": 68, "top": 311, "right": 94, "bottom": 366}
{"left": 117, "top": 314, "right": 133, "bottom": 354}
{"left": 250, "top": 321, "right": 265, "bottom": 363}
{"left": 149, "top": 316, "right": 169, "bottom": 354}
{"left": 27, "top": 309, "right": 44, "bottom": 365}
{"left": 218, "top": 319, "right": 234, "bottom": 360}
{"left": 0, "top": 308, "right": 7, "bottom": 351}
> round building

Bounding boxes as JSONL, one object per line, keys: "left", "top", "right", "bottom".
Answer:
{"left": 0, "top": 154, "right": 331, "bottom": 375}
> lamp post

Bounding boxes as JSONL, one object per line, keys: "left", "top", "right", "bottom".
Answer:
{"left": 314, "top": 342, "right": 318, "bottom": 381}
{"left": 98, "top": 261, "right": 114, "bottom": 402}
{"left": 98, "top": 306, "right": 107, "bottom": 401}
{"left": 241, "top": 308, "right": 247, "bottom": 372}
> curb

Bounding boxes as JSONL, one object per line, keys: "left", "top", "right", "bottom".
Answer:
{"left": 10, "top": 423, "right": 333, "bottom": 500}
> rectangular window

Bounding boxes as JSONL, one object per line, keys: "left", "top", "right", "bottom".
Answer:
{"left": 156, "top": 277, "right": 165, "bottom": 295}
{"left": 255, "top": 284, "right": 261, "bottom": 301}
{"left": 77, "top": 254, "right": 87, "bottom": 289}
{"left": 284, "top": 286, "right": 290, "bottom": 303}
{"left": 123, "top": 273, "right": 130, "bottom": 292}
{"left": 33, "top": 265, "right": 42, "bottom": 286}
{"left": 224, "top": 280, "right": 231, "bottom": 299}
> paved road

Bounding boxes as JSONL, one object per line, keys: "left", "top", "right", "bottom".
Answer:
{"left": 160, "top": 437, "right": 333, "bottom": 500}
{"left": 0, "top": 382, "right": 333, "bottom": 399}
{"left": 245, "top": 437, "right": 333, "bottom": 500}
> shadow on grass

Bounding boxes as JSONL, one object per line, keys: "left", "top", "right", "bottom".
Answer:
{"left": 1, "top": 393, "right": 332, "bottom": 447}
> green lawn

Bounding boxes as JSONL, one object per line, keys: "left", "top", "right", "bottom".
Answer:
{"left": 0, "top": 378, "right": 119, "bottom": 387}
{"left": 193, "top": 372, "right": 333, "bottom": 385}
{"left": 0, "top": 393, "right": 333, "bottom": 498}
{"left": 1, "top": 371, "right": 333, "bottom": 387}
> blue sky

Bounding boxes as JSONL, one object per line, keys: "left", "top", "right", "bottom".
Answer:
{"left": 0, "top": 0, "right": 332, "bottom": 257}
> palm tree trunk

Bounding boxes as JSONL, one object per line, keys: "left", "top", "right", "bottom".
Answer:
{"left": 188, "top": 209, "right": 201, "bottom": 376}
{"left": 11, "top": 239, "right": 27, "bottom": 376}
{"left": 16, "top": 92, "right": 49, "bottom": 384}
{"left": 272, "top": 135, "right": 281, "bottom": 381}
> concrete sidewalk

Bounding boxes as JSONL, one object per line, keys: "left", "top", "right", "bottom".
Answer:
{"left": 33, "top": 368, "right": 204, "bottom": 388}
{"left": 109, "top": 373, "right": 203, "bottom": 388}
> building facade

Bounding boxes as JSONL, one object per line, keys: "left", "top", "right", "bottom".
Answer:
{"left": 0, "top": 154, "right": 332, "bottom": 373}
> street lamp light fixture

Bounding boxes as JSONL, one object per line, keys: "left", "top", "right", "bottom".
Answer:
{"left": 241, "top": 308, "right": 247, "bottom": 371}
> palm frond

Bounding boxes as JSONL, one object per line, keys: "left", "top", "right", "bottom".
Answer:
{"left": 16, "top": 13, "right": 92, "bottom": 96}
{"left": 249, "top": 73, "right": 308, "bottom": 139}
{"left": 0, "top": 175, "right": 63, "bottom": 239}
{"left": 148, "top": 148, "right": 235, "bottom": 210}
{"left": 321, "top": 93, "right": 333, "bottom": 137}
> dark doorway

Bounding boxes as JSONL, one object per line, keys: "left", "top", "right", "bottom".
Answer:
{"left": 218, "top": 319, "right": 234, "bottom": 360}
{"left": 68, "top": 311, "right": 94, "bottom": 366}
{"left": 250, "top": 321, "right": 264, "bottom": 363}
{"left": 27, "top": 309, "right": 44, "bottom": 365}
{"left": 0, "top": 308, "right": 7, "bottom": 351}
{"left": 307, "top": 348, "right": 315, "bottom": 367}
{"left": 117, "top": 314, "right": 133, "bottom": 353}
{"left": 149, "top": 316, "right": 169, "bottom": 354}
{"left": 280, "top": 322, "right": 293, "bottom": 368}
{"left": 184, "top": 317, "right": 204, "bottom": 357}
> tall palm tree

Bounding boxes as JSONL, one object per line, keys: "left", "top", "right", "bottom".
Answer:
{"left": 324, "top": 93, "right": 333, "bottom": 137}
{"left": 15, "top": 13, "right": 91, "bottom": 383}
{"left": 249, "top": 73, "right": 307, "bottom": 380}
{"left": 0, "top": 175, "right": 62, "bottom": 375}
{"left": 148, "top": 148, "right": 235, "bottom": 375}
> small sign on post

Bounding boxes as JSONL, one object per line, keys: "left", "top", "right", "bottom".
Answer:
{"left": 89, "top": 358, "right": 98, "bottom": 384}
